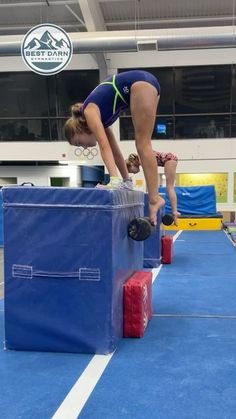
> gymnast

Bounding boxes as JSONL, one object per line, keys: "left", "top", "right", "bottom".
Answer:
{"left": 64, "top": 70, "right": 165, "bottom": 226}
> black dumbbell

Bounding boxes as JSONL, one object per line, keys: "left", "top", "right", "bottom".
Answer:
{"left": 162, "top": 214, "right": 174, "bottom": 226}
{"left": 128, "top": 214, "right": 175, "bottom": 241}
{"left": 128, "top": 217, "right": 154, "bottom": 241}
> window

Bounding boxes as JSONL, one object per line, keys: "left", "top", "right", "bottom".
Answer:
{"left": 175, "top": 115, "right": 230, "bottom": 139}
{"left": 231, "top": 115, "right": 236, "bottom": 137}
{"left": 1, "top": 66, "right": 236, "bottom": 141}
{"left": 0, "top": 72, "right": 49, "bottom": 117}
{"left": 120, "top": 115, "right": 174, "bottom": 141}
{"left": 0, "top": 70, "right": 99, "bottom": 141}
{"left": 150, "top": 68, "right": 174, "bottom": 115}
{"left": 0, "top": 119, "right": 50, "bottom": 141}
{"left": 0, "top": 177, "right": 17, "bottom": 186}
{"left": 119, "top": 65, "right": 234, "bottom": 140}
{"left": 50, "top": 178, "right": 70, "bottom": 187}
{"left": 175, "top": 66, "right": 231, "bottom": 114}
{"left": 120, "top": 117, "right": 134, "bottom": 140}
{"left": 154, "top": 117, "right": 174, "bottom": 139}
{"left": 56, "top": 70, "right": 99, "bottom": 116}
{"left": 231, "top": 65, "right": 236, "bottom": 113}
{"left": 49, "top": 119, "right": 67, "bottom": 141}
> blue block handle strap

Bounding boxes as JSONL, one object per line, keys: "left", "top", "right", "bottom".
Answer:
{"left": 12, "top": 264, "right": 101, "bottom": 281}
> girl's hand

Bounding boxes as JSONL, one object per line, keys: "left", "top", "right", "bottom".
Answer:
{"left": 123, "top": 178, "right": 133, "bottom": 190}
{"left": 96, "top": 177, "right": 122, "bottom": 189}
{"left": 173, "top": 211, "right": 181, "bottom": 226}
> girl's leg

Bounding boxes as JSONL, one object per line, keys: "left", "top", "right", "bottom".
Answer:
{"left": 130, "top": 81, "right": 165, "bottom": 225}
{"left": 164, "top": 160, "right": 180, "bottom": 225}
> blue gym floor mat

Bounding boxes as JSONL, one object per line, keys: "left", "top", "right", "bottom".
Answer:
{"left": 153, "top": 273, "right": 236, "bottom": 315}
{"left": 162, "top": 231, "right": 236, "bottom": 276}
{"left": 78, "top": 316, "right": 236, "bottom": 419}
{"left": 0, "top": 310, "right": 93, "bottom": 419}
{"left": 174, "top": 238, "right": 235, "bottom": 256}
{"left": 175, "top": 230, "right": 227, "bottom": 243}
{"left": 160, "top": 253, "right": 236, "bottom": 275}
{"left": 155, "top": 230, "right": 236, "bottom": 314}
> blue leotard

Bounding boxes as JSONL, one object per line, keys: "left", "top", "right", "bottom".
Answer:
{"left": 82, "top": 70, "right": 161, "bottom": 128}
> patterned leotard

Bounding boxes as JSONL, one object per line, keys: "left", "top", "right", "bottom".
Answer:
{"left": 154, "top": 151, "right": 178, "bottom": 167}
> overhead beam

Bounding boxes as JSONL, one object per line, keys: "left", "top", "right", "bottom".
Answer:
{"left": 78, "top": 0, "right": 108, "bottom": 79}
{"left": 98, "top": 0, "right": 133, "bottom": 2}
{"left": 78, "top": 0, "right": 106, "bottom": 32}
{"left": 0, "top": 23, "right": 84, "bottom": 32}
{"left": 0, "top": 1, "right": 77, "bottom": 6}
{"left": 65, "top": 5, "right": 86, "bottom": 28}
{"left": 106, "top": 16, "right": 236, "bottom": 28}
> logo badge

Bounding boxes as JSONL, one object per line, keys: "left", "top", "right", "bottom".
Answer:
{"left": 21, "top": 23, "right": 73, "bottom": 76}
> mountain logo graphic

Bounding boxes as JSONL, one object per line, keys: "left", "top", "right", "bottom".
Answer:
{"left": 21, "top": 24, "right": 73, "bottom": 76}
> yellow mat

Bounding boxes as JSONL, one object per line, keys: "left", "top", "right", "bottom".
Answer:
{"left": 163, "top": 218, "right": 222, "bottom": 231}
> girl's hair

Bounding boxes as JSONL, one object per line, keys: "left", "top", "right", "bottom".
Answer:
{"left": 127, "top": 153, "right": 140, "bottom": 165}
{"left": 64, "top": 103, "right": 91, "bottom": 143}
{"left": 125, "top": 153, "right": 140, "bottom": 171}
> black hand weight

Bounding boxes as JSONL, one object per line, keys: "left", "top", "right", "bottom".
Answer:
{"left": 162, "top": 214, "right": 174, "bottom": 226}
{"left": 128, "top": 217, "right": 154, "bottom": 241}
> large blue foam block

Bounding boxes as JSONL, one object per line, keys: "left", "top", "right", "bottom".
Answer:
{"left": 159, "top": 185, "right": 217, "bottom": 215}
{"left": 143, "top": 193, "right": 165, "bottom": 268}
{"left": 2, "top": 186, "right": 144, "bottom": 354}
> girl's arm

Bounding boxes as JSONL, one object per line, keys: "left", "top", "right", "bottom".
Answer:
{"left": 84, "top": 104, "right": 118, "bottom": 177}
{"left": 105, "top": 127, "right": 130, "bottom": 180}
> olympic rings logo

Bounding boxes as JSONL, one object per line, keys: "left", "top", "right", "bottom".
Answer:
{"left": 74, "top": 147, "right": 98, "bottom": 160}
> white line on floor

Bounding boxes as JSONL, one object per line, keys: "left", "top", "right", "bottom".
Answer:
{"left": 223, "top": 229, "right": 236, "bottom": 247}
{"left": 51, "top": 351, "right": 115, "bottom": 419}
{"left": 152, "top": 230, "right": 182, "bottom": 283}
{"left": 152, "top": 265, "right": 162, "bottom": 283}
{"left": 172, "top": 230, "right": 183, "bottom": 242}
{"left": 52, "top": 230, "right": 182, "bottom": 418}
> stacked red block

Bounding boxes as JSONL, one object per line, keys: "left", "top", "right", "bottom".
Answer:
{"left": 123, "top": 271, "right": 153, "bottom": 338}
{"left": 161, "top": 235, "right": 173, "bottom": 264}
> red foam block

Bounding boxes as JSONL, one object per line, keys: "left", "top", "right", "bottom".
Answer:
{"left": 161, "top": 235, "right": 173, "bottom": 264}
{"left": 123, "top": 271, "right": 153, "bottom": 338}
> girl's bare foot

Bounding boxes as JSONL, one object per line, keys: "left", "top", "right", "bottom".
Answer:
{"left": 149, "top": 196, "right": 165, "bottom": 226}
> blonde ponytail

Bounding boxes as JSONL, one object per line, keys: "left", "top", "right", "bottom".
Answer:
{"left": 71, "top": 103, "right": 83, "bottom": 118}
{"left": 64, "top": 102, "right": 91, "bottom": 143}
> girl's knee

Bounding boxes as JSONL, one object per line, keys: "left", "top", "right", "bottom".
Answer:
{"left": 135, "top": 137, "right": 144, "bottom": 150}
{"left": 135, "top": 133, "right": 152, "bottom": 144}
